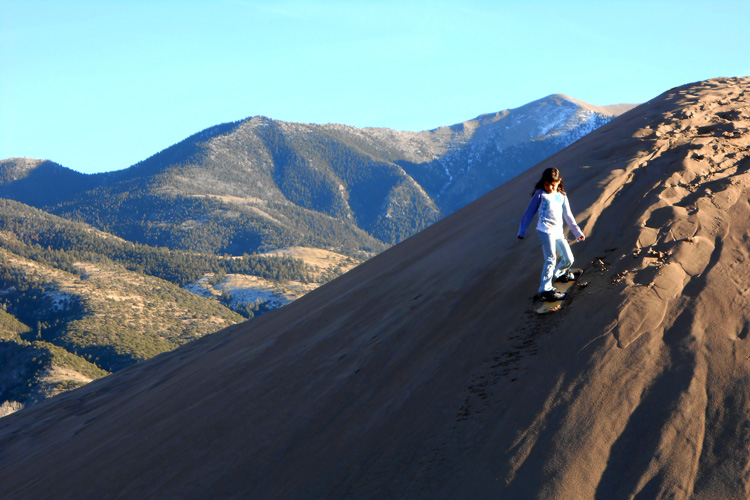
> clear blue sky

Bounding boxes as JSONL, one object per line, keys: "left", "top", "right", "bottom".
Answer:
{"left": 2, "top": 0, "right": 748, "bottom": 174}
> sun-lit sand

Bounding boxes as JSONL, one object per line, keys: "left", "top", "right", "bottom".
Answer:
{"left": 1, "top": 77, "right": 749, "bottom": 499}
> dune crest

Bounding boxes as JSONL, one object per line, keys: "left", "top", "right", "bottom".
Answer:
{"left": 1, "top": 77, "right": 750, "bottom": 499}
{"left": 501, "top": 77, "right": 750, "bottom": 499}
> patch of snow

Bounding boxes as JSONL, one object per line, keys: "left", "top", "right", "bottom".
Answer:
{"left": 224, "top": 287, "right": 290, "bottom": 309}
{"left": 45, "top": 290, "right": 73, "bottom": 311}
{"left": 184, "top": 282, "right": 214, "bottom": 299}
{"left": 184, "top": 274, "right": 292, "bottom": 312}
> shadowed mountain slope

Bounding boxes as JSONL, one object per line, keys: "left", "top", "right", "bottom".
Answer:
{"left": 1, "top": 77, "right": 749, "bottom": 499}
{"left": 0, "top": 158, "right": 99, "bottom": 206}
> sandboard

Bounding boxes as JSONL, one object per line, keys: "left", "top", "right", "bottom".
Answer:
{"left": 535, "top": 268, "right": 584, "bottom": 314}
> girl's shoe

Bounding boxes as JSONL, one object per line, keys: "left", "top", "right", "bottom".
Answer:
{"left": 555, "top": 270, "right": 582, "bottom": 283}
{"left": 540, "top": 290, "right": 566, "bottom": 301}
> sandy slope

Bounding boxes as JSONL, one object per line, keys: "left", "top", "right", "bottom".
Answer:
{"left": 1, "top": 77, "right": 749, "bottom": 499}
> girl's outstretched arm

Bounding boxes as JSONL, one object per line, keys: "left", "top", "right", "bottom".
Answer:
{"left": 562, "top": 195, "right": 585, "bottom": 240}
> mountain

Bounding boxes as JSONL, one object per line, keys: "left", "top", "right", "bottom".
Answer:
{"left": 0, "top": 76, "right": 747, "bottom": 498}
{"left": 0, "top": 158, "right": 99, "bottom": 206}
{"left": 0, "top": 95, "right": 633, "bottom": 254}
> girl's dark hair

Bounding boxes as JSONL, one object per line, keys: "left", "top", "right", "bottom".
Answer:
{"left": 533, "top": 167, "right": 565, "bottom": 195}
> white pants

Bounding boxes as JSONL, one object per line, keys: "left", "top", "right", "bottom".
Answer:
{"left": 537, "top": 230, "right": 574, "bottom": 293}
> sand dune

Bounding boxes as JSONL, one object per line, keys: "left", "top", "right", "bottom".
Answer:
{"left": 1, "top": 76, "right": 749, "bottom": 499}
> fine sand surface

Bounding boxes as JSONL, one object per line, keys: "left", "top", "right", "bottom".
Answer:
{"left": 1, "top": 76, "right": 749, "bottom": 499}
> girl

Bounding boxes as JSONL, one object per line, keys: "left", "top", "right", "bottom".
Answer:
{"left": 518, "top": 167, "right": 585, "bottom": 301}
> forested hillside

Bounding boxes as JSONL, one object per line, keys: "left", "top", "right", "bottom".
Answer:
{"left": 0, "top": 199, "right": 339, "bottom": 413}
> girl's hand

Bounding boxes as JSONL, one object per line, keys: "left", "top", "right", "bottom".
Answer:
{"left": 577, "top": 235, "right": 586, "bottom": 241}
